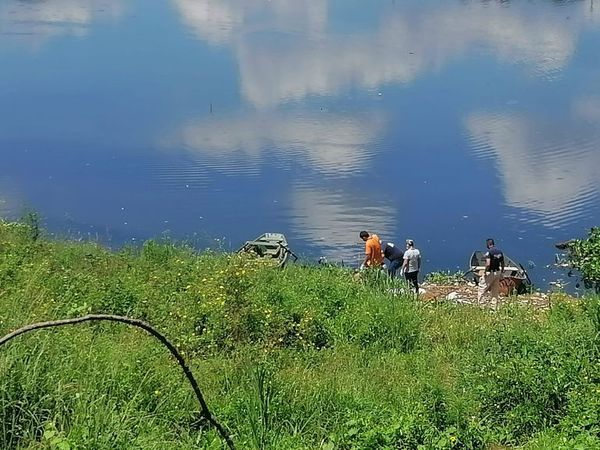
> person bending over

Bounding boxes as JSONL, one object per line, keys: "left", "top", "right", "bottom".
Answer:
{"left": 359, "top": 231, "right": 384, "bottom": 269}
{"left": 383, "top": 242, "right": 404, "bottom": 277}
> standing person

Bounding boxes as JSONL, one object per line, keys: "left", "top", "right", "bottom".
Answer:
{"left": 402, "top": 239, "right": 421, "bottom": 293}
{"left": 477, "top": 238, "right": 505, "bottom": 309}
{"left": 359, "top": 231, "right": 384, "bottom": 269}
{"left": 382, "top": 242, "right": 404, "bottom": 277}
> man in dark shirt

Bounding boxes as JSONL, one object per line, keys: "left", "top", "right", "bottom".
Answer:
{"left": 382, "top": 242, "right": 404, "bottom": 277}
{"left": 477, "top": 238, "right": 505, "bottom": 308}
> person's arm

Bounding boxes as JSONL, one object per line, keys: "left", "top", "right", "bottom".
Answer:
{"left": 485, "top": 254, "right": 491, "bottom": 272}
{"left": 402, "top": 254, "right": 408, "bottom": 271}
{"left": 362, "top": 253, "right": 370, "bottom": 268}
{"left": 361, "top": 243, "right": 371, "bottom": 268}
{"left": 417, "top": 254, "right": 421, "bottom": 271}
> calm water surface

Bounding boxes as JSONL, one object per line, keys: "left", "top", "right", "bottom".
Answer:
{"left": 1, "top": 0, "right": 600, "bottom": 286}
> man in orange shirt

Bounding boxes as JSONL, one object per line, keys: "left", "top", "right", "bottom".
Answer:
{"left": 359, "top": 231, "right": 384, "bottom": 269}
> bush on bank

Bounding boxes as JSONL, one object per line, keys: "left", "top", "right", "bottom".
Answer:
{"left": 567, "top": 227, "right": 600, "bottom": 292}
{"left": 0, "top": 220, "right": 599, "bottom": 449}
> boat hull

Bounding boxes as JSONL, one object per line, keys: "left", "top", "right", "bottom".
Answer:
{"left": 465, "top": 251, "right": 531, "bottom": 295}
{"left": 237, "top": 233, "right": 296, "bottom": 268}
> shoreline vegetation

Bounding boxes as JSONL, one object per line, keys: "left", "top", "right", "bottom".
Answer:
{"left": 1, "top": 220, "right": 599, "bottom": 449}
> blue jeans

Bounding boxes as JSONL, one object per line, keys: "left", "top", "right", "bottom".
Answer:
{"left": 388, "top": 258, "right": 403, "bottom": 277}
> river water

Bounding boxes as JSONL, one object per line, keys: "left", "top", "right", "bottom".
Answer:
{"left": 1, "top": 0, "right": 599, "bottom": 287}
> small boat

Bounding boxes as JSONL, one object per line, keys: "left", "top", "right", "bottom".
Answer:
{"left": 237, "top": 233, "right": 297, "bottom": 268}
{"left": 464, "top": 251, "right": 532, "bottom": 294}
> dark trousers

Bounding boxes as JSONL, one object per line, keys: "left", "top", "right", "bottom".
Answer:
{"left": 405, "top": 270, "right": 419, "bottom": 292}
{"left": 388, "top": 258, "right": 403, "bottom": 277}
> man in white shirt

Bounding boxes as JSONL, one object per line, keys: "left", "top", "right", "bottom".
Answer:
{"left": 402, "top": 239, "right": 421, "bottom": 293}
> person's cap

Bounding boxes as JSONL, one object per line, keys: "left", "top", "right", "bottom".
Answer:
{"left": 406, "top": 239, "right": 414, "bottom": 246}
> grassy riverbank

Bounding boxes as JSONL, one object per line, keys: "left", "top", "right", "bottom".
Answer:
{"left": 0, "top": 220, "right": 599, "bottom": 449}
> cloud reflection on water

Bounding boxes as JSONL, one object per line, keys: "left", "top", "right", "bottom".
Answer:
{"left": 173, "top": 0, "right": 587, "bottom": 108}
{"left": 166, "top": 111, "right": 384, "bottom": 176}
{"left": 237, "top": 6, "right": 578, "bottom": 108}
{"left": 466, "top": 99, "right": 600, "bottom": 228}
{"left": 0, "top": 0, "right": 126, "bottom": 47}
{"left": 163, "top": 110, "right": 393, "bottom": 255}
{"left": 172, "top": 0, "right": 327, "bottom": 45}
{"left": 290, "top": 187, "right": 396, "bottom": 263}
{"left": 170, "top": 0, "right": 600, "bottom": 240}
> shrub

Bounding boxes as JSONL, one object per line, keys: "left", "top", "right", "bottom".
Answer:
{"left": 464, "top": 302, "right": 598, "bottom": 445}
{"left": 567, "top": 227, "right": 600, "bottom": 291}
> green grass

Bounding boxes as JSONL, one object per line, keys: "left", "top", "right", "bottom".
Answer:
{"left": 0, "top": 220, "right": 599, "bottom": 449}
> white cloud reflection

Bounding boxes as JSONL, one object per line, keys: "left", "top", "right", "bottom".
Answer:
{"left": 290, "top": 187, "right": 396, "bottom": 263}
{"left": 237, "top": 7, "right": 578, "bottom": 107}
{"left": 172, "top": 0, "right": 589, "bottom": 107}
{"left": 466, "top": 100, "right": 600, "bottom": 227}
{"left": 172, "top": 0, "right": 326, "bottom": 45}
{"left": 166, "top": 111, "right": 384, "bottom": 176}
{"left": 163, "top": 109, "right": 395, "bottom": 258}
{"left": 0, "top": 0, "right": 126, "bottom": 47}
{"left": 171, "top": 0, "right": 242, "bottom": 45}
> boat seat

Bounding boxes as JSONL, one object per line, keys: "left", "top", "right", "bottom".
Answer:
{"left": 472, "top": 266, "right": 521, "bottom": 272}
{"left": 242, "top": 241, "right": 285, "bottom": 258}
{"left": 244, "top": 240, "right": 282, "bottom": 248}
